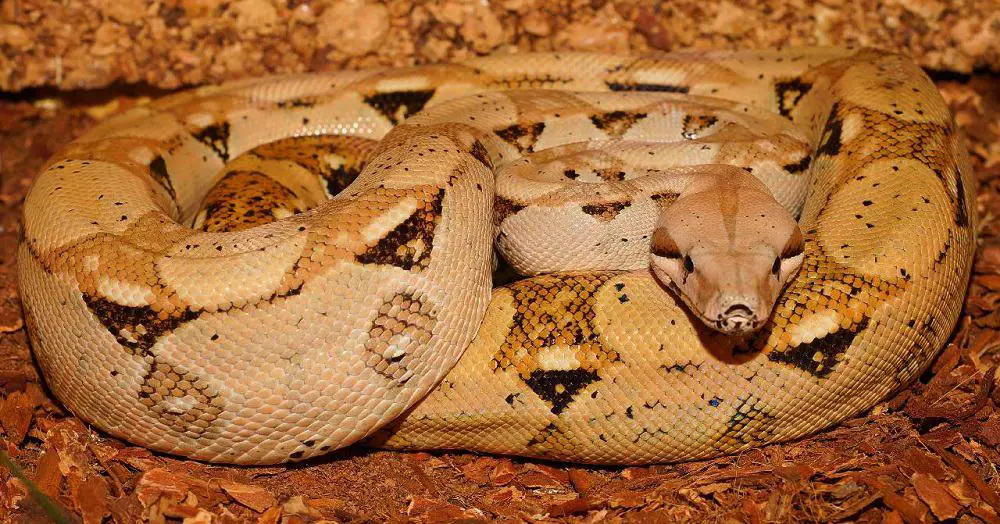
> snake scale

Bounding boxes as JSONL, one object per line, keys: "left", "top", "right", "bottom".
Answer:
{"left": 18, "top": 48, "right": 975, "bottom": 465}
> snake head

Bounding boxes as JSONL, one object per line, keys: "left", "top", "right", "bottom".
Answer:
{"left": 649, "top": 187, "right": 804, "bottom": 335}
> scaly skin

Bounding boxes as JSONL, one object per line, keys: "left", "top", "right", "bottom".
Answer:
{"left": 18, "top": 48, "right": 975, "bottom": 464}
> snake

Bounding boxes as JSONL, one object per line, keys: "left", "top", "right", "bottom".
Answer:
{"left": 17, "top": 48, "right": 976, "bottom": 465}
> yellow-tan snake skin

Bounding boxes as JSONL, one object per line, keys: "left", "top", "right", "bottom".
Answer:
{"left": 18, "top": 48, "right": 976, "bottom": 465}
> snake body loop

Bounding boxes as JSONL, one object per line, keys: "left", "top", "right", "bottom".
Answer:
{"left": 19, "top": 48, "right": 975, "bottom": 464}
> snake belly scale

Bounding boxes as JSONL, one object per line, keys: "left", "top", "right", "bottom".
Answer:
{"left": 18, "top": 48, "right": 975, "bottom": 465}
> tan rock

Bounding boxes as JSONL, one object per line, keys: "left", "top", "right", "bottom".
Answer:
{"left": 554, "top": 4, "right": 630, "bottom": 53}
{"left": 430, "top": 1, "right": 468, "bottom": 26}
{"left": 233, "top": 0, "right": 280, "bottom": 31}
{"left": 96, "top": 0, "right": 148, "bottom": 24}
{"left": 317, "top": 0, "right": 390, "bottom": 57}
{"left": 92, "top": 22, "right": 127, "bottom": 56}
{"left": 894, "top": 0, "right": 946, "bottom": 20}
{"left": 460, "top": 5, "right": 505, "bottom": 53}
{"left": 420, "top": 36, "right": 453, "bottom": 62}
{"left": 953, "top": 15, "right": 997, "bottom": 58}
{"left": 521, "top": 11, "right": 551, "bottom": 37}
{"left": 0, "top": 24, "right": 30, "bottom": 50}
{"left": 179, "top": 0, "right": 228, "bottom": 18}
{"left": 709, "top": 0, "right": 751, "bottom": 36}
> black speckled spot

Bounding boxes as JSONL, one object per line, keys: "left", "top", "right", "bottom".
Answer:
{"left": 768, "top": 317, "right": 870, "bottom": 378}
{"left": 782, "top": 154, "right": 812, "bottom": 175}
{"left": 469, "top": 140, "right": 493, "bottom": 169}
{"left": 954, "top": 166, "right": 969, "bottom": 228}
{"left": 606, "top": 82, "right": 689, "bottom": 93}
{"left": 581, "top": 201, "right": 631, "bottom": 221}
{"left": 649, "top": 191, "right": 679, "bottom": 207}
{"left": 524, "top": 369, "right": 599, "bottom": 415}
{"left": 817, "top": 104, "right": 843, "bottom": 157}
{"left": 363, "top": 89, "right": 436, "bottom": 125}
{"left": 147, "top": 155, "right": 177, "bottom": 201}
{"left": 193, "top": 122, "right": 231, "bottom": 162}
{"left": 83, "top": 295, "right": 201, "bottom": 356}
{"left": 494, "top": 196, "right": 527, "bottom": 226}
{"left": 355, "top": 188, "right": 444, "bottom": 271}
{"left": 495, "top": 122, "right": 546, "bottom": 153}
{"left": 589, "top": 110, "right": 648, "bottom": 138}
{"left": 774, "top": 78, "right": 813, "bottom": 117}
{"left": 276, "top": 97, "right": 317, "bottom": 109}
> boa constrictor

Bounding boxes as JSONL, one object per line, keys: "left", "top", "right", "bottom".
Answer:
{"left": 18, "top": 48, "right": 975, "bottom": 465}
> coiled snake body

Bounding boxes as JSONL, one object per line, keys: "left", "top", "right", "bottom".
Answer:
{"left": 18, "top": 48, "right": 975, "bottom": 464}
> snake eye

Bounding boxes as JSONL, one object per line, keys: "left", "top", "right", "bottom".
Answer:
{"left": 683, "top": 254, "right": 695, "bottom": 274}
{"left": 772, "top": 256, "right": 781, "bottom": 276}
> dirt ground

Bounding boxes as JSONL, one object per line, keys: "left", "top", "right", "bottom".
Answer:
{"left": 2, "top": 2, "right": 1000, "bottom": 522}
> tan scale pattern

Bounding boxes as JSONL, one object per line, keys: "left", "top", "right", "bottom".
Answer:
{"left": 18, "top": 49, "right": 976, "bottom": 465}
{"left": 490, "top": 273, "right": 618, "bottom": 380}
{"left": 196, "top": 170, "right": 306, "bottom": 232}
{"left": 363, "top": 291, "right": 438, "bottom": 384}
{"left": 138, "top": 357, "right": 225, "bottom": 437}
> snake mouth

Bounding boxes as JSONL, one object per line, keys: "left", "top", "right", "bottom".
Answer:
{"left": 713, "top": 314, "right": 761, "bottom": 335}
{"left": 715, "top": 305, "right": 759, "bottom": 334}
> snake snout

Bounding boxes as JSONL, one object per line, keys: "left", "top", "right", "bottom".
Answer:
{"left": 716, "top": 303, "right": 759, "bottom": 334}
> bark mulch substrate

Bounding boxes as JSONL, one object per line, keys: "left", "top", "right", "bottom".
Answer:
{"left": 0, "top": 75, "right": 999, "bottom": 523}
{"left": 2, "top": 0, "right": 997, "bottom": 91}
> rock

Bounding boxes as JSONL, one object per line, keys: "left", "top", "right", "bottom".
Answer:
{"left": 233, "top": 0, "right": 279, "bottom": 31}
{"left": 521, "top": 11, "right": 551, "bottom": 37}
{"left": 460, "top": 6, "right": 505, "bottom": 53}
{"left": 317, "top": 0, "right": 390, "bottom": 57}
{"left": 0, "top": 24, "right": 31, "bottom": 50}
{"left": 96, "top": 0, "right": 148, "bottom": 24}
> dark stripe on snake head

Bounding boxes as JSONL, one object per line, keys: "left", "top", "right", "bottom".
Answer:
{"left": 650, "top": 191, "right": 680, "bottom": 208}
{"left": 650, "top": 229, "right": 680, "bottom": 259}
{"left": 276, "top": 97, "right": 317, "bottom": 109}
